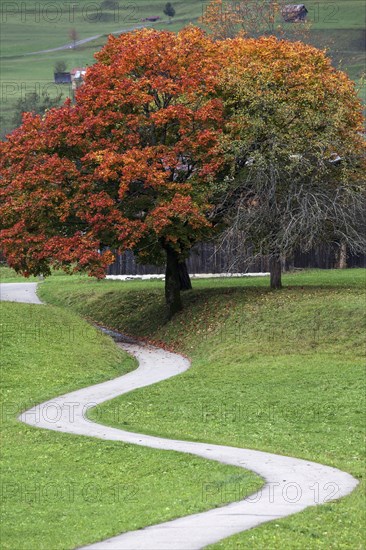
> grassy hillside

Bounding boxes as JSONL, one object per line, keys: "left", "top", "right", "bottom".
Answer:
{"left": 37, "top": 268, "right": 366, "bottom": 549}
{"left": 0, "top": 0, "right": 202, "bottom": 55}
{"left": 0, "top": 265, "right": 38, "bottom": 282}
{"left": 1, "top": 1, "right": 365, "bottom": 137}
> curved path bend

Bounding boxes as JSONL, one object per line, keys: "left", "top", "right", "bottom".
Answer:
{"left": 0, "top": 282, "right": 358, "bottom": 549}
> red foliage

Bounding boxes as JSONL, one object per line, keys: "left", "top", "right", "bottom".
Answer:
{"left": 1, "top": 28, "right": 363, "bottom": 279}
{"left": 0, "top": 27, "right": 228, "bottom": 276}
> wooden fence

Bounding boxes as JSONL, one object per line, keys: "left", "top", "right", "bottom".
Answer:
{"left": 1, "top": 245, "right": 364, "bottom": 275}
{"left": 107, "top": 242, "right": 366, "bottom": 275}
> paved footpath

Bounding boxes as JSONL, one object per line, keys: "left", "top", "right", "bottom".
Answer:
{"left": 0, "top": 282, "right": 43, "bottom": 304}
{"left": 0, "top": 282, "right": 359, "bottom": 549}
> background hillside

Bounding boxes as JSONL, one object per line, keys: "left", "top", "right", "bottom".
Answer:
{"left": 0, "top": 0, "right": 365, "bottom": 138}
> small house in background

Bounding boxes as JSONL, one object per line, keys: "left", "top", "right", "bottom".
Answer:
{"left": 282, "top": 4, "right": 308, "bottom": 22}
{"left": 54, "top": 72, "right": 72, "bottom": 84}
{"left": 70, "top": 67, "right": 87, "bottom": 80}
{"left": 70, "top": 67, "right": 87, "bottom": 91}
{"left": 53, "top": 67, "right": 86, "bottom": 87}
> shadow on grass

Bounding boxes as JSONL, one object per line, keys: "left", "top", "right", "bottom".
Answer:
{"left": 38, "top": 268, "right": 365, "bottom": 343}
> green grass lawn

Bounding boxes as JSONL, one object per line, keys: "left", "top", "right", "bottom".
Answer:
{"left": 0, "top": 265, "right": 39, "bottom": 283}
{"left": 36, "top": 267, "right": 366, "bottom": 549}
{"left": 0, "top": 296, "right": 262, "bottom": 550}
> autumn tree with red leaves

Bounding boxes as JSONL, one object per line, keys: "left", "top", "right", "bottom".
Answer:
{"left": 1, "top": 28, "right": 365, "bottom": 314}
{"left": 0, "top": 27, "right": 229, "bottom": 317}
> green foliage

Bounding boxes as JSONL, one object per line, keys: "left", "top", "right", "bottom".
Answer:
{"left": 11, "top": 91, "right": 63, "bottom": 128}
{"left": 164, "top": 3, "right": 176, "bottom": 20}
{"left": 0, "top": 265, "right": 38, "bottom": 282}
{"left": 54, "top": 60, "right": 67, "bottom": 73}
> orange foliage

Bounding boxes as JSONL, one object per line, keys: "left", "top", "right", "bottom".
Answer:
{"left": 0, "top": 27, "right": 363, "bottom": 279}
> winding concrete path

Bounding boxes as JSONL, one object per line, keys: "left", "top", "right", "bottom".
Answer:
{"left": 0, "top": 282, "right": 359, "bottom": 549}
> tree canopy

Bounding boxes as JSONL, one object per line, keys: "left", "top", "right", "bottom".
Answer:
{"left": 164, "top": 3, "right": 176, "bottom": 22}
{"left": 1, "top": 27, "right": 365, "bottom": 313}
{"left": 215, "top": 37, "right": 366, "bottom": 287}
{"left": 0, "top": 27, "right": 229, "bottom": 316}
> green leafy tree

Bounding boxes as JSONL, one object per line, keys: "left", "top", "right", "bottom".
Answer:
{"left": 163, "top": 2, "right": 176, "bottom": 23}
{"left": 54, "top": 60, "right": 67, "bottom": 73}
{"left": 12, "top": 91, "right": 63, "bottom": 128}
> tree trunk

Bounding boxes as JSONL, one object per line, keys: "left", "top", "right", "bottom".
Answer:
{"left": 165, "top": 246, "right": 183, "bottom": 318}
{"left": 178, "top": 261, "right": 192, "bottom": 291}
{"left": 269, "top": 255, "right": 282, "bottom": 289}
{"left": 338, "top": 242, "right": 347, "bottom": 269}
